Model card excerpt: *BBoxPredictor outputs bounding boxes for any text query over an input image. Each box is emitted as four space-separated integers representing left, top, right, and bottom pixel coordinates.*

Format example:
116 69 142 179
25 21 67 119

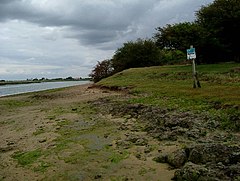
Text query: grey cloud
0 0 159 46
0 1 27 20
69 30 117 45
0 0 20 5
43 0 159 30
0 0 214 50
0 54 30 61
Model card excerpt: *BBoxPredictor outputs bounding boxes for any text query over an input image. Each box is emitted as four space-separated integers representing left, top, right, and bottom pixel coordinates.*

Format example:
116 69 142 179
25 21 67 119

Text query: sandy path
0 84 174 181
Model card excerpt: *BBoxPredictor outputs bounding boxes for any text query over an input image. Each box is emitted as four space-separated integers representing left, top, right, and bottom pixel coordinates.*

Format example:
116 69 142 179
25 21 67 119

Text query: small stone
56 126 61 130
0 146 15 153
39 138 47 143
135 153 141 159
153 154 168 163
104 133 109 138
7 141 15 146
167 149 187 168
94 175 102 179
144 147 152 154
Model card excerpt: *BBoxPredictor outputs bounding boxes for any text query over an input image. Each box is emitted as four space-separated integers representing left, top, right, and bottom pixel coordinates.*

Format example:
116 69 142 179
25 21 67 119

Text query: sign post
187 45 201 88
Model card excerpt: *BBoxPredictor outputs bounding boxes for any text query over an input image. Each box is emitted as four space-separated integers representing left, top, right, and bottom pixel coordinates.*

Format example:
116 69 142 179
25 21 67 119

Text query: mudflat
0 84 174 181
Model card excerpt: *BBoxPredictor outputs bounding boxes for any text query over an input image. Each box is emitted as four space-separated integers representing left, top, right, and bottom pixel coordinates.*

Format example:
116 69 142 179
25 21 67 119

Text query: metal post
190 45 201 88
192 58 197 88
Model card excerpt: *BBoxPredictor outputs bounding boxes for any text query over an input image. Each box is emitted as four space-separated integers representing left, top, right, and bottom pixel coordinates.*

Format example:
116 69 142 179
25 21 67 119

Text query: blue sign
187 48 196 59
187 48 195 54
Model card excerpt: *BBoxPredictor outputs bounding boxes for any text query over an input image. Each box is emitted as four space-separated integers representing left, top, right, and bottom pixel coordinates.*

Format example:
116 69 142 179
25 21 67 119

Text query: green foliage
153 0 240 64
112 39 162 72
89 59 114 82
196 0 240 62
154 21 225 64
161 49 186 65
154 22 202 52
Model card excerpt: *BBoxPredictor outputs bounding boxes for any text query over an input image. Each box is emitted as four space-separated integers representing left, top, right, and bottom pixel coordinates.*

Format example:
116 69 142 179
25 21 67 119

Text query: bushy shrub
112 39 163 72
89 59 114 82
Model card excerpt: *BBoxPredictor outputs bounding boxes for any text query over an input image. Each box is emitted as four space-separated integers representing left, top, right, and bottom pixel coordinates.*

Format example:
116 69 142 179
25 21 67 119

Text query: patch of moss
63 150 94 164
33 161 51 172
219 108 240 131
0 119 15 126
47 115 56 120
109 151 129 164
110 176 129 181
138 167 156 176
0 100 32 109
12 149 43 166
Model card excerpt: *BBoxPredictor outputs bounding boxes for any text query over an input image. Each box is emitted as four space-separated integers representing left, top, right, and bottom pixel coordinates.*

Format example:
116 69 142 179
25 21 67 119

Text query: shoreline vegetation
0 78 91 86
0 62 240 180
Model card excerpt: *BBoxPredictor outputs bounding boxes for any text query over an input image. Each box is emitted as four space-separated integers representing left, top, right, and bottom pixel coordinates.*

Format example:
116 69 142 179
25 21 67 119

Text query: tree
154 0 240 63
66 76 74 80
160 49 186 65
154 22 202 51
196 0 240 62
112 39 162 72
154 22 204 63
89 59 114 82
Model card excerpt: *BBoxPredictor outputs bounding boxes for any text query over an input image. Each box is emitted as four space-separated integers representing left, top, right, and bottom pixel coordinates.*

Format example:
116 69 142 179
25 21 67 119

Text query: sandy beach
0 84 174 181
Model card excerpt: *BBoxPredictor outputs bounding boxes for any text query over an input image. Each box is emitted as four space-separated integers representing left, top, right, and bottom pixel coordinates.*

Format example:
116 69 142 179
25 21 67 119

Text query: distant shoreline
0 81 91 97
0 79 90 86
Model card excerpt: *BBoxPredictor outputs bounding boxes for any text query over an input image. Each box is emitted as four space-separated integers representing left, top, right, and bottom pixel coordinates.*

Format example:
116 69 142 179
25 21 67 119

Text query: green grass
0 100 32 108
138 167 156 176
12 149 43 166
98 62 240 130
33 161 51 172
109 151 129 164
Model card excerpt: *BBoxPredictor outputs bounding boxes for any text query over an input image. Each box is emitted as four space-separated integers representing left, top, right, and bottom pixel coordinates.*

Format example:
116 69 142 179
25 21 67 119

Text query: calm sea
0 81 90 97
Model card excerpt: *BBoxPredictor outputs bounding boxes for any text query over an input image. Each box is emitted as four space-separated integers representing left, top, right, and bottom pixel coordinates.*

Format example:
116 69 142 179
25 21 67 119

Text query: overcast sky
0 0 213 80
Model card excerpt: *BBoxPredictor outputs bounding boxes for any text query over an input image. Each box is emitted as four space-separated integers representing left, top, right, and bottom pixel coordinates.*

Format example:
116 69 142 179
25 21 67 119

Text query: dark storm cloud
0 0 160 46
0 1 24 19
67 29 118 45
0 0 215 49
0 0 19 5
0 0 11 4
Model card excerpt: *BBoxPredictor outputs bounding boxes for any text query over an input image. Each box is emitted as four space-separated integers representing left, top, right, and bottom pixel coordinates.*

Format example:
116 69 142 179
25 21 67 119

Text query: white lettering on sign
187 48 196 59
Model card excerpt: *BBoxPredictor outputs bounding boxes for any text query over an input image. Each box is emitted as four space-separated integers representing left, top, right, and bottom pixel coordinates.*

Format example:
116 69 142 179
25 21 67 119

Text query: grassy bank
97 62 240 130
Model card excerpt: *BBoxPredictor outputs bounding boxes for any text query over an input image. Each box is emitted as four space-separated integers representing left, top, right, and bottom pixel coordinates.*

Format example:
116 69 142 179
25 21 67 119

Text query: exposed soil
0 84 175 181
90 89 240 181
